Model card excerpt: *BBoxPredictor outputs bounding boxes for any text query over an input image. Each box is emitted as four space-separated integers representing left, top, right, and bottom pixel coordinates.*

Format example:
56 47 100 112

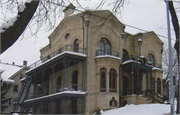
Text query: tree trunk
1 1 39 54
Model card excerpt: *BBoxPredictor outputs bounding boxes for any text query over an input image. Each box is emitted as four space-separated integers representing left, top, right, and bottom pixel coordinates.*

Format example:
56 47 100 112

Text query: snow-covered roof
152 67 163 71
95 55 121 60
24 91 86 102
26 51 87 73
0 63 23 82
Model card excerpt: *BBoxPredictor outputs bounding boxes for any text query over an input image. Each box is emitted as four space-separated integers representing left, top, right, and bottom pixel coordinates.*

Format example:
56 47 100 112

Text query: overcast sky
0 0 178 66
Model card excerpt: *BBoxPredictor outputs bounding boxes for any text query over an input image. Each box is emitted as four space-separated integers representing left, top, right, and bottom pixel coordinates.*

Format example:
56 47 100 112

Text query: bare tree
162 43 178 101
0 0 125 54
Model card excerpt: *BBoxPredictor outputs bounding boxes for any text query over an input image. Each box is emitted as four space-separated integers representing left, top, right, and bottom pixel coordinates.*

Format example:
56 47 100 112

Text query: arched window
123 49 129 61
73 39 79 52
150 77 155 91
99 38 111 55
100 68 106 92
72 70 78 90
109 68 117 92
148 53 155 66
57 76 61 92
109 97 117 107
157 78 161 94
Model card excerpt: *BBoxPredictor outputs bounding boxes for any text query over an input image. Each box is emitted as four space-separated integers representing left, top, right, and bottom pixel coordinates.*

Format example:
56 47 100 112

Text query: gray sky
0 0 178 66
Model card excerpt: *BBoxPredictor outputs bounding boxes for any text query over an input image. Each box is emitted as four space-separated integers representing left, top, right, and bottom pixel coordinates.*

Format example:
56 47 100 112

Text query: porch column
81 97 85 114
33 74 37 97
41 70 45 94
50 99 54 114
131 66 134 94
62 97 67 114
63 58 68 88
146 71 149 90
137 68 139 95
51 65 55 94
150 72 153 91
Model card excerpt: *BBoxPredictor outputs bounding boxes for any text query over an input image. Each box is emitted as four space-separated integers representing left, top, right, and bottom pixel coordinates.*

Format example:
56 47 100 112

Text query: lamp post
138 33 143 56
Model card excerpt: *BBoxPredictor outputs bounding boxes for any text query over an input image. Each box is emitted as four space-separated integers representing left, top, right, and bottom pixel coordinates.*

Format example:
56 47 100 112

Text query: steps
138 95 152 104
18 76 32 104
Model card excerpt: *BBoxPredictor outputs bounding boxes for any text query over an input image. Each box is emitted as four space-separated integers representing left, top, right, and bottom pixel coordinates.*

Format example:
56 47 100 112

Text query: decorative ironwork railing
27 45 86 70
122 54 162 69
26 84 83 100
95 49 119 57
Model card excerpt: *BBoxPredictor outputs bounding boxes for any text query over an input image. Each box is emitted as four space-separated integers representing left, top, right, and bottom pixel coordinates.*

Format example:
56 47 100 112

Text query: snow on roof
152 67 163 71
24 91 86 102
26 51 87 73
95 55 121 60
122 60 141 65
0 63 23 81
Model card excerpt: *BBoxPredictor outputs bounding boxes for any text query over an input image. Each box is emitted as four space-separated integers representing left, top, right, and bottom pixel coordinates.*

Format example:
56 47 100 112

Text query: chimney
23 60 27 66
63 3 76 17
12 62 15 65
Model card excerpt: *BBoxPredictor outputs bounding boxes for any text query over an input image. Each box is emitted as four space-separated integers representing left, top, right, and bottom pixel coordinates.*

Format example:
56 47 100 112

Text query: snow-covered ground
103 103 177 115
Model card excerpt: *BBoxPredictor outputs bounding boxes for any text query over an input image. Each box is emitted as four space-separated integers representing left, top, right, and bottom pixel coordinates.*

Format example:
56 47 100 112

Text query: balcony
122 54 162 69
25 84 83 100
27 45 86 71
95 49 119 57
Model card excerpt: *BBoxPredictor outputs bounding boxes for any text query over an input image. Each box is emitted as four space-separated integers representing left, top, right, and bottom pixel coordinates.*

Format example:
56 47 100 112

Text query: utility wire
47 1 175 41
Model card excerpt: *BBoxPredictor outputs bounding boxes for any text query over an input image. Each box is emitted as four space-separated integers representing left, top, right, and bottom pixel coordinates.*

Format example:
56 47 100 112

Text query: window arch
73 39 79 52
99 38 111 55
157 78 161 94
57 76 62 92
109 68 117 92
100 68 106 92
109 97 117 107
148 53 155 66
123 49 129 61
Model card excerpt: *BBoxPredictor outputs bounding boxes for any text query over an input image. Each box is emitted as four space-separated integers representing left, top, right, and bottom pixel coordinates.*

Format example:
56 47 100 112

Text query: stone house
16 4 163 114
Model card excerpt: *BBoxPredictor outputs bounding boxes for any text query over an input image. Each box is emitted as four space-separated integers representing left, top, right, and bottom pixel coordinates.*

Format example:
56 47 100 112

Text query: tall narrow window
157 78 161 94
57 76 61 92
150 77 155 91
99 38 111 55
13 85 18 92
72 70 78 90
100 68 106 92
148 53 155 66
123 49 129 62
109 68 117 92
73 39 79 52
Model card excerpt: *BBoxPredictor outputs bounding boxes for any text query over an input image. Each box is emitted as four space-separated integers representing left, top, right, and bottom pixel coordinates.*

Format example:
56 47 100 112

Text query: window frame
99 38 111 55
109 68 117 92
13 85 18 92
100 68 106 92
148 53 155 66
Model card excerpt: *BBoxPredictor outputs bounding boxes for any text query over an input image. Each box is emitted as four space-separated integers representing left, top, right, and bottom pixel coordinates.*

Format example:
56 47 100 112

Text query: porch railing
95 49 119 57
122 54 162 69
26 84 83 100
28 45 86 70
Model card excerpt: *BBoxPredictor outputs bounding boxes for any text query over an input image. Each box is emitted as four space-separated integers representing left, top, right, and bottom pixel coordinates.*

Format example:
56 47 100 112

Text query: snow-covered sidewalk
103 104 174 115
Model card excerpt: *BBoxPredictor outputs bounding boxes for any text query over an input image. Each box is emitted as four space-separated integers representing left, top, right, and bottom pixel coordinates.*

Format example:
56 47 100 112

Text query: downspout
84 11 90 114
